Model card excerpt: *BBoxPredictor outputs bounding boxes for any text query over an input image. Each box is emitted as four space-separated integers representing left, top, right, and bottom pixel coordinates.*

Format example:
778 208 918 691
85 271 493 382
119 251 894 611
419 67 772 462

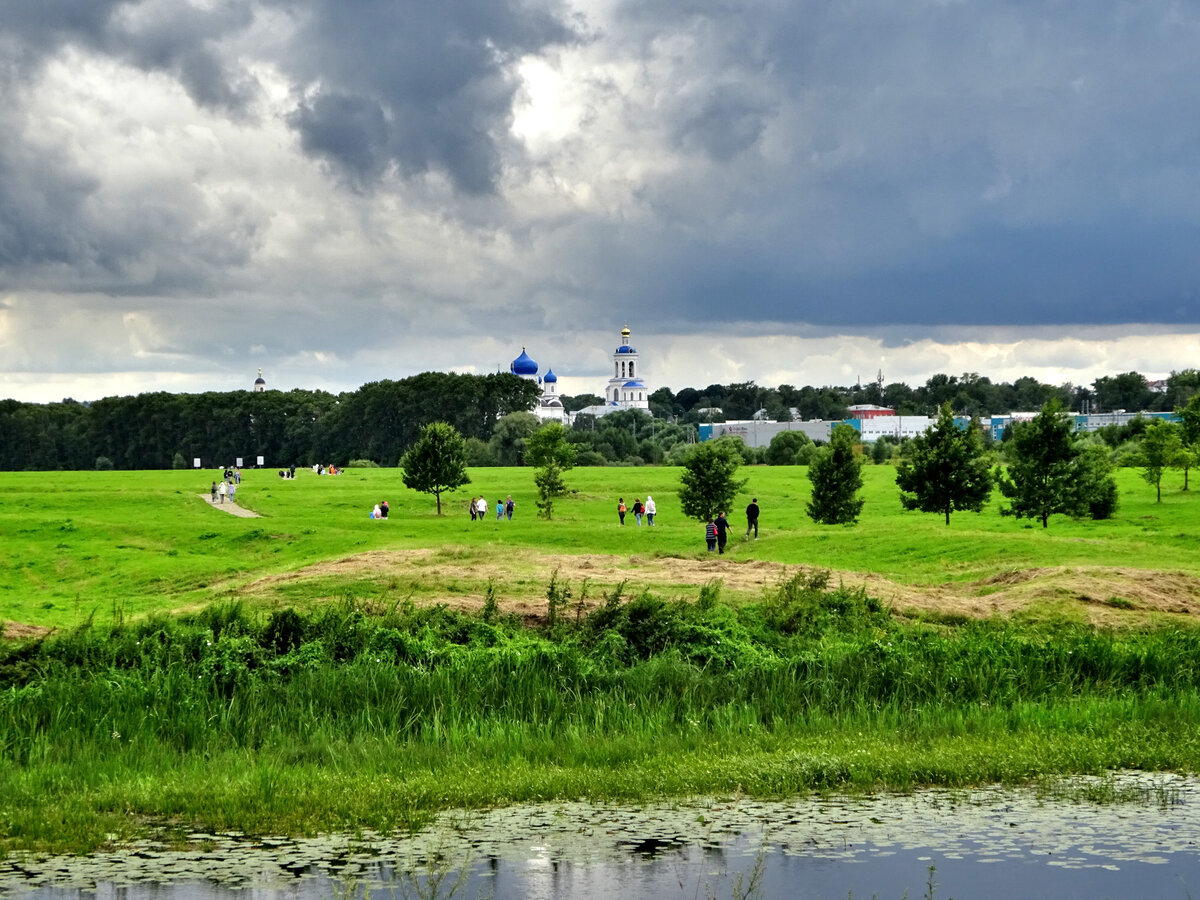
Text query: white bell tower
605 325 649 409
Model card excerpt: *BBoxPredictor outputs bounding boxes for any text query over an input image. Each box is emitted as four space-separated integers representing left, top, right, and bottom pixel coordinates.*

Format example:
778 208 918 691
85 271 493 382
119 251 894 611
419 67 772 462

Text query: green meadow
4 464 1200 629
3 464 1200 853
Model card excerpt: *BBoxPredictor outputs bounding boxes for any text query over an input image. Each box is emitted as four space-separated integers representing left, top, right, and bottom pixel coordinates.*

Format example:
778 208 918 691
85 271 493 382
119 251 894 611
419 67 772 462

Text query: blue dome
623 379 646 388
616 345 637 354
543 369 558 383
510 348 538 376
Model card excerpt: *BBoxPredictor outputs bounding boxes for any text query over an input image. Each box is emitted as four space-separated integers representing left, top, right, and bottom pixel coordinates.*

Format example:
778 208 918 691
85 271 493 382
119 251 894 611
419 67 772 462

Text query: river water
3 772 1198 899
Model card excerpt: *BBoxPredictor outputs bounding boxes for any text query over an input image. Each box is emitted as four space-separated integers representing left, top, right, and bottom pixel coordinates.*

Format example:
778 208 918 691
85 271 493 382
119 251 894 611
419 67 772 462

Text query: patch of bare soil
2 621 53 639
234 548 1200 627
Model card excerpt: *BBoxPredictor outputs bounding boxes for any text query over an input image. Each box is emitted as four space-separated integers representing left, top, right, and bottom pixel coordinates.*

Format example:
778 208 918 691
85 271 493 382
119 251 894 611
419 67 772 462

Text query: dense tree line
4 367 1199 471
0 373 539 471
632 368 1200 424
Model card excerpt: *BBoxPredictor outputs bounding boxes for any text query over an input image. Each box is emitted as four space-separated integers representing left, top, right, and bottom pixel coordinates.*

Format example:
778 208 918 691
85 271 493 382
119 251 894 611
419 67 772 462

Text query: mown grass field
4 463 1200 854
3 463 1200 631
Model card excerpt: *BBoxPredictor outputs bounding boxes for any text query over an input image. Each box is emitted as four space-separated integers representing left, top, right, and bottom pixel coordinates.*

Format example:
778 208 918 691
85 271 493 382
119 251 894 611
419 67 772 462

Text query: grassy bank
5 574 1200 853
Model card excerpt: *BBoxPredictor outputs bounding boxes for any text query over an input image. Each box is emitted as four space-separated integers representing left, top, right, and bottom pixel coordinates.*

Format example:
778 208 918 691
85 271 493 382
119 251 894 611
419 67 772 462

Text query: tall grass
4 575 1200 851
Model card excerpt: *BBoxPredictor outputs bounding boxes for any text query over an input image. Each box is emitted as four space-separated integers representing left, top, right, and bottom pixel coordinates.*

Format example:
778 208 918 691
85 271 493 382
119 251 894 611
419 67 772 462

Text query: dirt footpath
196 494 261 518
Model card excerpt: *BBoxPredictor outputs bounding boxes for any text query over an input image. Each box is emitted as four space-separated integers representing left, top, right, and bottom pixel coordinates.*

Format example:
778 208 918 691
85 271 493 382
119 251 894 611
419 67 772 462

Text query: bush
763 569 888 635
464 437 496 467
348 458 380 468
171 452 188 470
94 456 113 471
574 450 608 466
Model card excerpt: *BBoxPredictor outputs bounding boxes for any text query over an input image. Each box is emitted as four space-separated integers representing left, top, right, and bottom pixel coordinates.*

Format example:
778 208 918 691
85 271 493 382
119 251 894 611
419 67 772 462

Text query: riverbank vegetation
5 573 1200 853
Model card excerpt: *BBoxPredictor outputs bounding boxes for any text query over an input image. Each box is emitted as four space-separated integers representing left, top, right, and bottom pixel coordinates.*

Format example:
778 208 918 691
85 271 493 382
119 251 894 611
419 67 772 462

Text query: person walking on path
632 498 644 526
745 498 760 539
227 480 237 503
645 495 657 526
705 518 717 552
476 496 488 521
496 498 504 520
505 495 514 520
617 498 627 525
217 480 228 504
714 511 730 554
210 481 218 503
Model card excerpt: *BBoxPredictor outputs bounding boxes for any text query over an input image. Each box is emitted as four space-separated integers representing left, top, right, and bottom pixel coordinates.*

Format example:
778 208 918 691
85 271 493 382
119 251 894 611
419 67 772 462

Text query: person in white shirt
645 495 657 526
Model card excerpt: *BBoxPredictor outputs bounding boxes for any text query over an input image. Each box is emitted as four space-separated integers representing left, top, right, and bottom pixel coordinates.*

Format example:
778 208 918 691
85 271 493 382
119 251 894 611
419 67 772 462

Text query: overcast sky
3 0 1200 404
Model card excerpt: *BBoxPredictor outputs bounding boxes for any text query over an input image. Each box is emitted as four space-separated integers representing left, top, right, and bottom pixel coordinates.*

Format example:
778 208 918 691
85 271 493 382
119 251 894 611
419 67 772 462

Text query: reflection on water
4 772 1200 899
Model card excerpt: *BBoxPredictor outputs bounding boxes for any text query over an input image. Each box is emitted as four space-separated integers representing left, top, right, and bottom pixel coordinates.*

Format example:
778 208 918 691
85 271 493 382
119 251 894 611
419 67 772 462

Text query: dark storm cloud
289 92 391 179
275 0 577 192
671 83 774 162
0 112 262 294
0 0 258 114
0 140 97 270
0 2 265 290
590 0 1200 331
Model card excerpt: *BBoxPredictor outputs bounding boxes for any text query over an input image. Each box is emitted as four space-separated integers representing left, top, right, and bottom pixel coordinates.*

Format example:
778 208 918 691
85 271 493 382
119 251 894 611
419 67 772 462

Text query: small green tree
1072 442 1119 519
1174 393 1200 490
678 440 748 521
807 424 865 524
400 422 470 515
1138 418 1182 503
526 422 576 520
870 436 894 465
996 400 1114 527
895 404 993 525
1175 445 1200 493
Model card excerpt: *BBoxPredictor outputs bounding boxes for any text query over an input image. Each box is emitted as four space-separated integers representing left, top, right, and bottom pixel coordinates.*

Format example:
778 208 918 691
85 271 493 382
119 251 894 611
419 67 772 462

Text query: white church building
510 325 651 423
